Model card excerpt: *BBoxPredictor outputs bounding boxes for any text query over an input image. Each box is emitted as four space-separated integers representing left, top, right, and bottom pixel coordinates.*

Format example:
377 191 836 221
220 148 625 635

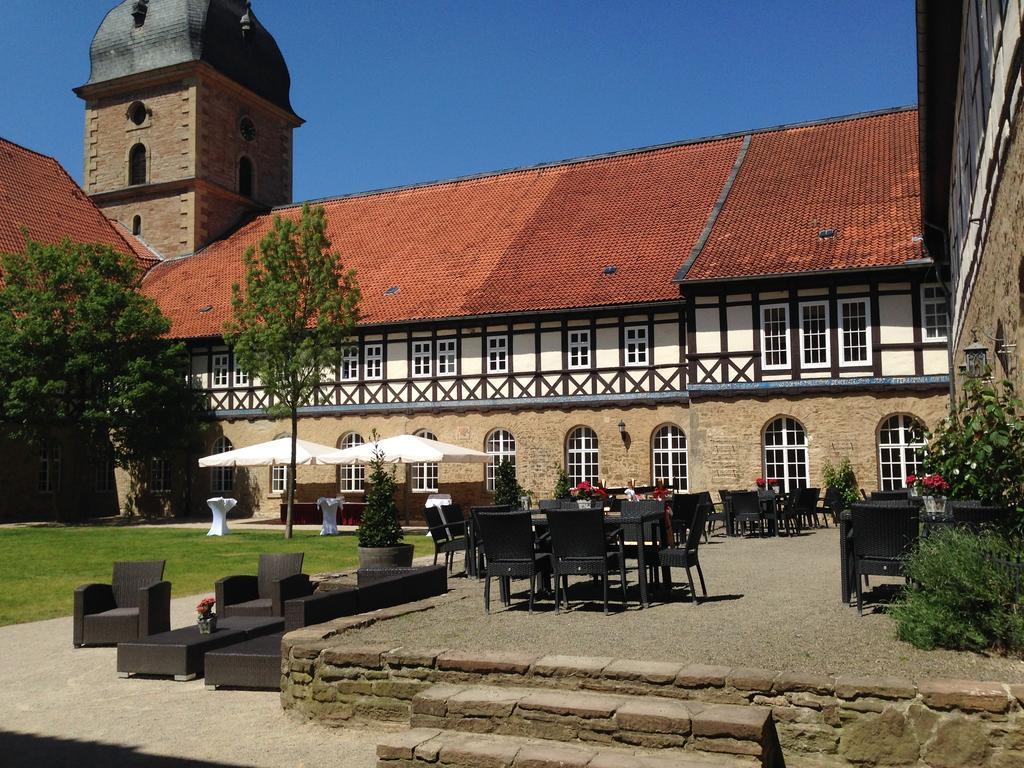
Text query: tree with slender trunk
225 204 360 538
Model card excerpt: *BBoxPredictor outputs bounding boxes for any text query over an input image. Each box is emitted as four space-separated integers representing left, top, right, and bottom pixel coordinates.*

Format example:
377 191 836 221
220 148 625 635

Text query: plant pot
358 544 415 569
575 499 594 510
197 615 217 634
922 496 947 516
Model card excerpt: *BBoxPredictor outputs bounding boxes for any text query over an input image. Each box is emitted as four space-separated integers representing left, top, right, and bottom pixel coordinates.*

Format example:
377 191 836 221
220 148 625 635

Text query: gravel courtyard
346 526 1024 683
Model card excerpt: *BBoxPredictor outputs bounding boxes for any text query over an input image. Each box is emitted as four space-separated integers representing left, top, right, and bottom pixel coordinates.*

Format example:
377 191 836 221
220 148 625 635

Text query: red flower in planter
196 597 216 617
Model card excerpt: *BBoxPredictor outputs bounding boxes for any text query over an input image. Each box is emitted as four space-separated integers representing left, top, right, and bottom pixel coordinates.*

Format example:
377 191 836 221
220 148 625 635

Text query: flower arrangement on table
907 473 950 495
196 596 217 633
651 485 672 501
570 481 609 505
755 477 781 491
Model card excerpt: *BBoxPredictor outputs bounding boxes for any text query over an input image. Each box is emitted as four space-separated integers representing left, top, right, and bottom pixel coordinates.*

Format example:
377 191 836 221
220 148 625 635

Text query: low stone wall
280 641 1024 767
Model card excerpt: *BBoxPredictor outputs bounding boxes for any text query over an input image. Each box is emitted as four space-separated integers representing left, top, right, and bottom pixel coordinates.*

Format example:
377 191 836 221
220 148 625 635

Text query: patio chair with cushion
659 501 709 603
74 560 170 647
424 503 467 573
850 501 919 615
216 553 313 618
546 507 628 614
475 510 549 614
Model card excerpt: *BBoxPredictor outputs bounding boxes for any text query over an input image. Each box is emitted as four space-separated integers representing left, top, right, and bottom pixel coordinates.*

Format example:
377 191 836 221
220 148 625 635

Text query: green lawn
0 528 431 627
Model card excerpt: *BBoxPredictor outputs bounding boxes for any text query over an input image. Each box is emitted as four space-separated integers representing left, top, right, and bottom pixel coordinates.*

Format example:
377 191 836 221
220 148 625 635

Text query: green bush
493 459 524 508
822 457 859 511
924 376 1024 532
552 465 571 500
357 443 403 548
889 528 1024 653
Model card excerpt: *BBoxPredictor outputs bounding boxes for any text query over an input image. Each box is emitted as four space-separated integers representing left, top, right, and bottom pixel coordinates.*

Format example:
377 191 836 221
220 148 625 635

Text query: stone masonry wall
166 389 948 519
955 105 1024 394
279 640 1024 768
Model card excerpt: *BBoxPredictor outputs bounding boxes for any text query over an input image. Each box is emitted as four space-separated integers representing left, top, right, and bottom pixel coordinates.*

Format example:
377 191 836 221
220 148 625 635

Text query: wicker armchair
425 503 467 573
546 508 628 614
475 510 549 614
659 501 709 603
851 502 919 615
73 560 170 647
215 553 313 618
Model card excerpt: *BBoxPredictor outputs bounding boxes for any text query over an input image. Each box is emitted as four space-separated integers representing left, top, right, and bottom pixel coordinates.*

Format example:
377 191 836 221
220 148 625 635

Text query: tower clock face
239 117 256 142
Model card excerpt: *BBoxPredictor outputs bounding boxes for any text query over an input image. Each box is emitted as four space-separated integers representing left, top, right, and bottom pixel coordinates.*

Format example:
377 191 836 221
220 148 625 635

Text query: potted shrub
552 465 571 500
357 444 413 569
493 459 525 508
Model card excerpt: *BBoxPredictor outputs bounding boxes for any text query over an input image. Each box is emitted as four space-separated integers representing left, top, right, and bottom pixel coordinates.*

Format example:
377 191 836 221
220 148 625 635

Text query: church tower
75 0 302 258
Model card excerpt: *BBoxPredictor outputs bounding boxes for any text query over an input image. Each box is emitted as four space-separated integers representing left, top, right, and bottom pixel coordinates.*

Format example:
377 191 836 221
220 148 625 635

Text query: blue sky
0 1 916 202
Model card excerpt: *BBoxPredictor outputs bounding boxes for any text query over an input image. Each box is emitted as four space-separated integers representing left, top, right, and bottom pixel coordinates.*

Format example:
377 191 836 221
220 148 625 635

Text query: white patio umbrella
197 437 338 467
319 434 491 465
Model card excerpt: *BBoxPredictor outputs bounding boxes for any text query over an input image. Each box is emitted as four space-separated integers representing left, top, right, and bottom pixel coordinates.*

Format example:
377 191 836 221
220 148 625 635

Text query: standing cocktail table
117 616 284 681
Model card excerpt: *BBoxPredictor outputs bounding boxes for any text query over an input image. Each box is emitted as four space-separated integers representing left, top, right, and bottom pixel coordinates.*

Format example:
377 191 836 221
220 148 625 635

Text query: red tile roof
680 108 922 282
142 108 921 340
0 137 153 270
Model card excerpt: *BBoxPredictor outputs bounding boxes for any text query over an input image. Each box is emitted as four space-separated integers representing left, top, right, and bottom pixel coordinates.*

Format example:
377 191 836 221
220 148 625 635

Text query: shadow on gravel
0 731 247 768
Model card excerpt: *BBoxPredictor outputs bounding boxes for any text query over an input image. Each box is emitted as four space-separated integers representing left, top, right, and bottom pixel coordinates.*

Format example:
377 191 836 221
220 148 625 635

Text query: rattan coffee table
117 616 284 681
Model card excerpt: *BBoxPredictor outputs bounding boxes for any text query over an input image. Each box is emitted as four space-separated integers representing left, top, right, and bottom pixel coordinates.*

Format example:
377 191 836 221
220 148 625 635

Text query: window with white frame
568 330 591 369
484 429 516 491
270 465 287 494
762 417 808 493
487 336 508 374
651 424 687 490
411 429 438 492
150 457 171 493
234 359 249 387
95 452 116 493
341 346 359 381
566 426 599 486
799 301 829 368
839 298 870 365
878 414 927 490
210 436 234 493
625 326 649 366
922 285 948 340
761 305 790 369
412 341 432 378
338 432 365 492
38 443 61 493
212 353 230 387
364 343 383 380
437 338 457 375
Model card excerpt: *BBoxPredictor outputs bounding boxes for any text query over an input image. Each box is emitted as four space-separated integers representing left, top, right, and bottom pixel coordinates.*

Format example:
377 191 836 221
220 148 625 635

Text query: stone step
408 684 783 768
377 727 763 768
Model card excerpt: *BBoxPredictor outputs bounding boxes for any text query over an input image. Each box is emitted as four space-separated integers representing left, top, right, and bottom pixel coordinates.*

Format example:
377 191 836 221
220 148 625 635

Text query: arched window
411 429 438 492
211 436 234 493
566 427 599 487
132 215 142 236
338 432 365 492
763 417 808 493
651 424 687 490
484 429 516 491
129 143 147 185
239 156 253 198
878 415 927 490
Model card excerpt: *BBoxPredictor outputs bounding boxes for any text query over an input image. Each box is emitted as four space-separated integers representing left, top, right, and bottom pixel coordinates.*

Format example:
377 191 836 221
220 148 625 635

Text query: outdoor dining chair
850 501 919 615
870 489 911 502
424 503 467 573
796 487 822 529
670 492 703 544
546 508 628 614
659 501 709 603
74 560 170 647
468 504 512 583
949 502 1007 532
215 553 313 618
731 491 764 536
475 510 549 614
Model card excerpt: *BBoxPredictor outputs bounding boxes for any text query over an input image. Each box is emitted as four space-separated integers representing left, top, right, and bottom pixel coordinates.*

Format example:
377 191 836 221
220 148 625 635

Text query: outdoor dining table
317 497 343 536
205 497 237 536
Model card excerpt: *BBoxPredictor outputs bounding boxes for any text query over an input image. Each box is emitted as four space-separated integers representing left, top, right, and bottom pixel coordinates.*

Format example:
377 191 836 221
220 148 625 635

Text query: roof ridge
273 105 918 213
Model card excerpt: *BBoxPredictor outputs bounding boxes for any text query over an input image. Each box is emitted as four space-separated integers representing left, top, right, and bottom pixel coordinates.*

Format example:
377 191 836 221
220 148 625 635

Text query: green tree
0 238 203 516
822 457 859 511
552 465 571 499
492 459 524 508
358 435 403 548
224 204 360 538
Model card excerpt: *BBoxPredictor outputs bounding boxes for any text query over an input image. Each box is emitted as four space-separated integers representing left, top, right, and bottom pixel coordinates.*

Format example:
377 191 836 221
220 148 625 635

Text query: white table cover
425 494 452 510
317 497 343 536
206 497 237 536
